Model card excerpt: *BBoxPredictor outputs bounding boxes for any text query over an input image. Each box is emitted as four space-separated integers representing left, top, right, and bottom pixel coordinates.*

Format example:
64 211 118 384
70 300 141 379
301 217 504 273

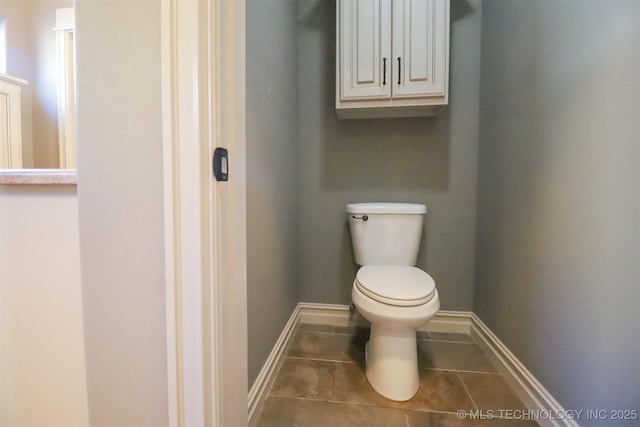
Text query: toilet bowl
346 203 440 401
352 265 439 401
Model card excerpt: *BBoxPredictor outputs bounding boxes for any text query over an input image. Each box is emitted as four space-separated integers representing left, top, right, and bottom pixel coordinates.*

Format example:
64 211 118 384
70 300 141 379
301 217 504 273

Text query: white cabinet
0 73 27 168
336 0 450 119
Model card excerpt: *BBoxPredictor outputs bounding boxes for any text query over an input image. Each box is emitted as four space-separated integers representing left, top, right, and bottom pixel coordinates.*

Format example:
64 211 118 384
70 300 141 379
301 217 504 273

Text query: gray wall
297 0 482 310
76 1 168 425
475 0 640 422
246 0 300 386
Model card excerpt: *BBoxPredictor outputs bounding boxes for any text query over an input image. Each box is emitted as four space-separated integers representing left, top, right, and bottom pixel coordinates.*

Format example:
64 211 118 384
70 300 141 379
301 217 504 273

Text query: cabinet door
392 0 448 98
339 0 392 100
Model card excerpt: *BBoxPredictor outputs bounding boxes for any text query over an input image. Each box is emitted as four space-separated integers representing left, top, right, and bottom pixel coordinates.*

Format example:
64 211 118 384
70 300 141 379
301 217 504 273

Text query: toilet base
365 325 419 401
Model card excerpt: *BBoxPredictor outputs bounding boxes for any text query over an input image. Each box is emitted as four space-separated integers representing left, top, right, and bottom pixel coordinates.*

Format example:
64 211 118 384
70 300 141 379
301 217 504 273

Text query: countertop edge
0 169 78 185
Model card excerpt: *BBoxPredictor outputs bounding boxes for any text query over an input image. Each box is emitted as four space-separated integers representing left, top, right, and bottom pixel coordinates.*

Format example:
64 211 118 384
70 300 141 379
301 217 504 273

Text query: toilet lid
355 266 436 307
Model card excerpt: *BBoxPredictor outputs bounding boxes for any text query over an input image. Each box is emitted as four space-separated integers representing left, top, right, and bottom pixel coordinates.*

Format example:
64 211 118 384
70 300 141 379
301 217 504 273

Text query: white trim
162 0 247 426
0 73 26 168
297 302 368 327
54 8 75 31
296 302 470 333
161 1 179 424
248 304 301 420
250 303 576 427
470 314 578 427
162 0 207 424
425 310 472 334
211 1 248 425
0 73 27 87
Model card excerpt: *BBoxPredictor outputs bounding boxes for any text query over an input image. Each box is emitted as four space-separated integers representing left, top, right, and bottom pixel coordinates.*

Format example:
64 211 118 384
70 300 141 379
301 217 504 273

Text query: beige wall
475 0 640 421
75 0 168 425
297 0 482 310
246 0 300 387
0 185 88 427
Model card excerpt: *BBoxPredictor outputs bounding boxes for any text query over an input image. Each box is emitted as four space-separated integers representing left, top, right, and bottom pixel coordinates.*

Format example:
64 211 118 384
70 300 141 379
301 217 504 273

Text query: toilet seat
355 266 436 307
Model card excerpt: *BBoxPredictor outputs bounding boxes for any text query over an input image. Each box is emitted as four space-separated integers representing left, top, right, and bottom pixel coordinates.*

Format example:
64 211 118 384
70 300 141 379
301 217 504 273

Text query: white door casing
162 1 247 426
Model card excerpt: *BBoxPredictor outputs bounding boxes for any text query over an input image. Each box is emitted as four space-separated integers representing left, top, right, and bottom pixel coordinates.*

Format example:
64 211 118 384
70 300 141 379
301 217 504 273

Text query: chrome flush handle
352 215 368 221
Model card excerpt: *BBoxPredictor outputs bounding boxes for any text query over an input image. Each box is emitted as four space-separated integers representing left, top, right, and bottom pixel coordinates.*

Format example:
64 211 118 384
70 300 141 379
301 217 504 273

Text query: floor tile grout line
267 395 335 403
418 339 477 344
284 355 362 365
329 360 337 402
260 326 500 425
456 370 480 412
268 393 485 418
410 408 470 416
281 356 498 373
267 394 466 414
264 394 479 417
417 366 500 374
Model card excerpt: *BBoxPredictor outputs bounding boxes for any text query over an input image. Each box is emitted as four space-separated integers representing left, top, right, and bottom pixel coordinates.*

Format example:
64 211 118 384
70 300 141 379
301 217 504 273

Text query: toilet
347 202 440 401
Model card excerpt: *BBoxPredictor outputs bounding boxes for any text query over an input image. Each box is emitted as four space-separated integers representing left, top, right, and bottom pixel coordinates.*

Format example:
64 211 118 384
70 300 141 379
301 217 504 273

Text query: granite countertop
0 169 77 185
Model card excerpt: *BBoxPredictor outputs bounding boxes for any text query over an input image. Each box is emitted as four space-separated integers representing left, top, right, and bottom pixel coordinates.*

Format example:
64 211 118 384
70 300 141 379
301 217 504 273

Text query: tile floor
250 324 539 427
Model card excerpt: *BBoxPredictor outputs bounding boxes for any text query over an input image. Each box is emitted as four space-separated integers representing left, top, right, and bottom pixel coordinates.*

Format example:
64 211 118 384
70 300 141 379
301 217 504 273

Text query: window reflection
0 1 75 169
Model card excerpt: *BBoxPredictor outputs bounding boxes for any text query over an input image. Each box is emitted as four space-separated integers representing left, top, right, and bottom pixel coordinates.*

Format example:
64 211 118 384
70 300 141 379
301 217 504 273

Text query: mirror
0 0 75 169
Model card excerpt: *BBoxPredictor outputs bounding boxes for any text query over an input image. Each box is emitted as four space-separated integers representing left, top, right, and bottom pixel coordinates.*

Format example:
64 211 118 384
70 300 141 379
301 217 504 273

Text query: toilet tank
347 202 426 266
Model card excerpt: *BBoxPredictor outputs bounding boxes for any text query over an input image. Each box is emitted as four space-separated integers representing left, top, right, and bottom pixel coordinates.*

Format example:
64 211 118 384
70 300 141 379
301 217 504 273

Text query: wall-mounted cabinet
336 0 450 119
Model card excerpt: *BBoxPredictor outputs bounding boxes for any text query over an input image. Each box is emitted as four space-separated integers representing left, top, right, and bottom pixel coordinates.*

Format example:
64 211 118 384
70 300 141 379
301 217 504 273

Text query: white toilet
347 202 440 401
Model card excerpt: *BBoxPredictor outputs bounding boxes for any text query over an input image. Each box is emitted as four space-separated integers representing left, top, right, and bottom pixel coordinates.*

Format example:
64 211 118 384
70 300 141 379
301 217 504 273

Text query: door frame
161 1 247 426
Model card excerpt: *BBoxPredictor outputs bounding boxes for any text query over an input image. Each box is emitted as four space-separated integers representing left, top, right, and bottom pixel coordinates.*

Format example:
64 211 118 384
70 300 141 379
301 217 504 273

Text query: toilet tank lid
346 202 427 214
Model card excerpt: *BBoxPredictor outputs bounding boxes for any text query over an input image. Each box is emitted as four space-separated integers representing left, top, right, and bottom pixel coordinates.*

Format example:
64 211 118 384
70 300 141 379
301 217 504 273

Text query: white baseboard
248 303 576 427
297 302 471 334
296 302 369 327
423 310 472 334
470 314 578 427
247 303 301 420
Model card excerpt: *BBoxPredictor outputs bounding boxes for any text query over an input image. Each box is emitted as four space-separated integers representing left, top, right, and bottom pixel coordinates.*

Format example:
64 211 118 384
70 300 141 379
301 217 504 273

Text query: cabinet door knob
383 57 387 85
397 57 402 85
